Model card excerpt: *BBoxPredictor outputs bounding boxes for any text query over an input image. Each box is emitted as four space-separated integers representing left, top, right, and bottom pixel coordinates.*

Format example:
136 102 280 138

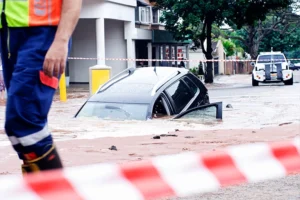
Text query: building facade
69 0 137 83
69 0 192 83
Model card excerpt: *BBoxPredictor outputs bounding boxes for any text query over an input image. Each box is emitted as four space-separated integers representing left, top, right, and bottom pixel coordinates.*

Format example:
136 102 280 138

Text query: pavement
0 71 300 199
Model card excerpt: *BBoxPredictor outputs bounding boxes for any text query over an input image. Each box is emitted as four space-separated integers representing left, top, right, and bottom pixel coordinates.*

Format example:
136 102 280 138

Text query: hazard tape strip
1 137 300 200
68 56 300 62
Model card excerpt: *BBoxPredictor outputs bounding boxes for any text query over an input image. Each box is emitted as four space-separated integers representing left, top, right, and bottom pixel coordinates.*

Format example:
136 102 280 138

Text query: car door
182 75 207 108
173 102 223 120
164 77 197 114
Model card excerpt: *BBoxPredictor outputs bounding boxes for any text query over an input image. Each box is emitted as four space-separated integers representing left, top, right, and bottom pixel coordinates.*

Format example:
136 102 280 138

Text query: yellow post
89 65 111 95
59 72 67 102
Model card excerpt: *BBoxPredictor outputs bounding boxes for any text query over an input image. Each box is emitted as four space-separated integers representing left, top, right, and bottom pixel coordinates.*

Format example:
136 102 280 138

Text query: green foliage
226 1 300 58
189 67 198 75
152 0 292 43
259 24 300 61
212 27 245 57
259 24 300 53
220 38 236 57
150 0 292 82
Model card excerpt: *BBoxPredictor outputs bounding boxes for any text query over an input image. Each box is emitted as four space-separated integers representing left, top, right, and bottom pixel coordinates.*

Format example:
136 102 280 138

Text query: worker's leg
1 28 25 171
0 28 15 95
4 27 67 174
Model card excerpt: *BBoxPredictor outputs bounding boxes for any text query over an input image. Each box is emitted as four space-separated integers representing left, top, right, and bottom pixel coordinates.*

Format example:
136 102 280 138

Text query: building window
153 9 163 24
139 6 152 24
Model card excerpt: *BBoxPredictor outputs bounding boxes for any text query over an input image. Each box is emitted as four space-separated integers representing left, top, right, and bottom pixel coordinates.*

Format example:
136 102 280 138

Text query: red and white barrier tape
68 56 300 62
1 137 300 200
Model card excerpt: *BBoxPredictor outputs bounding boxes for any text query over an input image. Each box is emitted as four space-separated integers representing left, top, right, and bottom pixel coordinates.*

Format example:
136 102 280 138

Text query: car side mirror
250 62 255 67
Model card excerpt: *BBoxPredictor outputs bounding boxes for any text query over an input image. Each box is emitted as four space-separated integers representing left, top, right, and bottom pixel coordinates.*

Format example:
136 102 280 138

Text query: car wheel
284 76 293 85
252 75 259 86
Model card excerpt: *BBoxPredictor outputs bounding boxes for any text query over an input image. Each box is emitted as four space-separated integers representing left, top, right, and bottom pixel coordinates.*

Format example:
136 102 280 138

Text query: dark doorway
135 40 150 67
214 58 219 75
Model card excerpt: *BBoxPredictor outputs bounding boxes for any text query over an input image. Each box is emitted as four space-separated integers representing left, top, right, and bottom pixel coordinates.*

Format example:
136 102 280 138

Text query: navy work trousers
0 26 67 160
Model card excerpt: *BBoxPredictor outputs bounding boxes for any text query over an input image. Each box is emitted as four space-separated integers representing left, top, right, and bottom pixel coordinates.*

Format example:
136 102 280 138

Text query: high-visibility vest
0 0 62 28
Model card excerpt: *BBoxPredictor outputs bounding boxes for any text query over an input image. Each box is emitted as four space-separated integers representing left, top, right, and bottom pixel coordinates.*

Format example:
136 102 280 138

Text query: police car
251 51 293 86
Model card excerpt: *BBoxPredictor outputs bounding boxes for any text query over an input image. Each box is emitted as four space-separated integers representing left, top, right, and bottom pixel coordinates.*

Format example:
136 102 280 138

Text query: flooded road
0 72 300 146
0 72 300 199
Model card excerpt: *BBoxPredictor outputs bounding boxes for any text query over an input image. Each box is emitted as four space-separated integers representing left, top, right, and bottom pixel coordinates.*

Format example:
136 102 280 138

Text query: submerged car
251 51 293 86
75 67 222 121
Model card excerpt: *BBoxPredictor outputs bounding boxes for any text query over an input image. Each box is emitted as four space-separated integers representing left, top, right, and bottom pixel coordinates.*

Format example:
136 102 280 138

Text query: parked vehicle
75 67 222 121
290 63 300 71
251 51 293 86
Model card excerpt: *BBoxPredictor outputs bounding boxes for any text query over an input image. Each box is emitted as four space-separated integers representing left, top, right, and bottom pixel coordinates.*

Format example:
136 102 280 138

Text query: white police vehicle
251 51 293 86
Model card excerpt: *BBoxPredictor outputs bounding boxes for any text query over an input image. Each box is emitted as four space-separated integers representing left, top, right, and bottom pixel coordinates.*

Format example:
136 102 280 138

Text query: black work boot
21 162 32 175
23 145 63 174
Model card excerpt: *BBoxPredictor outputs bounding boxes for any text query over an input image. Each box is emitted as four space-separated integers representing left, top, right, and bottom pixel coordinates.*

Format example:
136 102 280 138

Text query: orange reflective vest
0 0 62 28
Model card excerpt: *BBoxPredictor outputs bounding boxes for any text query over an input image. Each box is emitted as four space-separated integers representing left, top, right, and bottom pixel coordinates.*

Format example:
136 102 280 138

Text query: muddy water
1 73 300 146
1 92 299 147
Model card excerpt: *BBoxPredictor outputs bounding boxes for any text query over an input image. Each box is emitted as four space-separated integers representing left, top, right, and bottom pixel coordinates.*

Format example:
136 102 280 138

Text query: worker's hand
43 40 68 78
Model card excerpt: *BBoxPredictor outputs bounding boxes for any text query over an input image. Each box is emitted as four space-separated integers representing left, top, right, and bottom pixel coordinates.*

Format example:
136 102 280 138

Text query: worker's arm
43 0 82 77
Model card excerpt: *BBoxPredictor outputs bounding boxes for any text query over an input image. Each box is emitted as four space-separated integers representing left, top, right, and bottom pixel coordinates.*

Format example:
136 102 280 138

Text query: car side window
166 79 194 113
187 73 206 93
183 77 199 95
152 95 171 119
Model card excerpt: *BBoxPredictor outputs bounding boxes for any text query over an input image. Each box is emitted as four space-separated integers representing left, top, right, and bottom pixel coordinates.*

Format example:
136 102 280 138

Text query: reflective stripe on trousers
9 124 50 147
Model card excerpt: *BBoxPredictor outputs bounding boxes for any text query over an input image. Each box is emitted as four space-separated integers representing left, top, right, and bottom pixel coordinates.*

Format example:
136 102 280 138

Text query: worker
0 0 82 174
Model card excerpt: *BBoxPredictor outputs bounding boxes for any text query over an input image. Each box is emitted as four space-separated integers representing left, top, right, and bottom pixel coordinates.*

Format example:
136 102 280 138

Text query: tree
259 24 300 53
220 38 236 57
212 26 244 57
228 1 300 59
150 0 292 83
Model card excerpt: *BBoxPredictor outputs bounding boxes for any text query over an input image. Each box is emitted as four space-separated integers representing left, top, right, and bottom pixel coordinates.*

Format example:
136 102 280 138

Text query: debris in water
279 122 292 126
185 136 194 139
226 104 233 108
109 145 118 151
160 134 178 137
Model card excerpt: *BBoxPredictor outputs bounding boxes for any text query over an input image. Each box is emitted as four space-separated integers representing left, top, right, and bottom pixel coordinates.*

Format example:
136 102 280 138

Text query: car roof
259 51 283 55
88 67 189 104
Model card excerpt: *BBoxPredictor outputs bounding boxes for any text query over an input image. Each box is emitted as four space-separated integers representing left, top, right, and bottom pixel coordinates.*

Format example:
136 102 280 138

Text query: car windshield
257 55 285 63
76 102 149 121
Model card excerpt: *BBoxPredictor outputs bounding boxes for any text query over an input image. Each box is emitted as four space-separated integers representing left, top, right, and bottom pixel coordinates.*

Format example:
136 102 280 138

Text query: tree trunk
249 44 259 59
204 19 214 83
246 25 260 59
204 54 213 83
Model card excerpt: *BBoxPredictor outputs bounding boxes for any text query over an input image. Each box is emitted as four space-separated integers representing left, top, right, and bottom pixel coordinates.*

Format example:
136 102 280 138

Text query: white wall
189 49 206 69
70 19 128 82
69 0 138 83
134 28 152 40
107 0 136 7
216 42 226 74
80 0 135 22
69 19 97 83
105 19 127 76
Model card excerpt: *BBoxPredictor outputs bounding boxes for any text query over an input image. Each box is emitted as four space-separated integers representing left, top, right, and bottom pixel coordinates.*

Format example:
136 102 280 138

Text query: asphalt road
209 70 300 97
167 71 300 200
